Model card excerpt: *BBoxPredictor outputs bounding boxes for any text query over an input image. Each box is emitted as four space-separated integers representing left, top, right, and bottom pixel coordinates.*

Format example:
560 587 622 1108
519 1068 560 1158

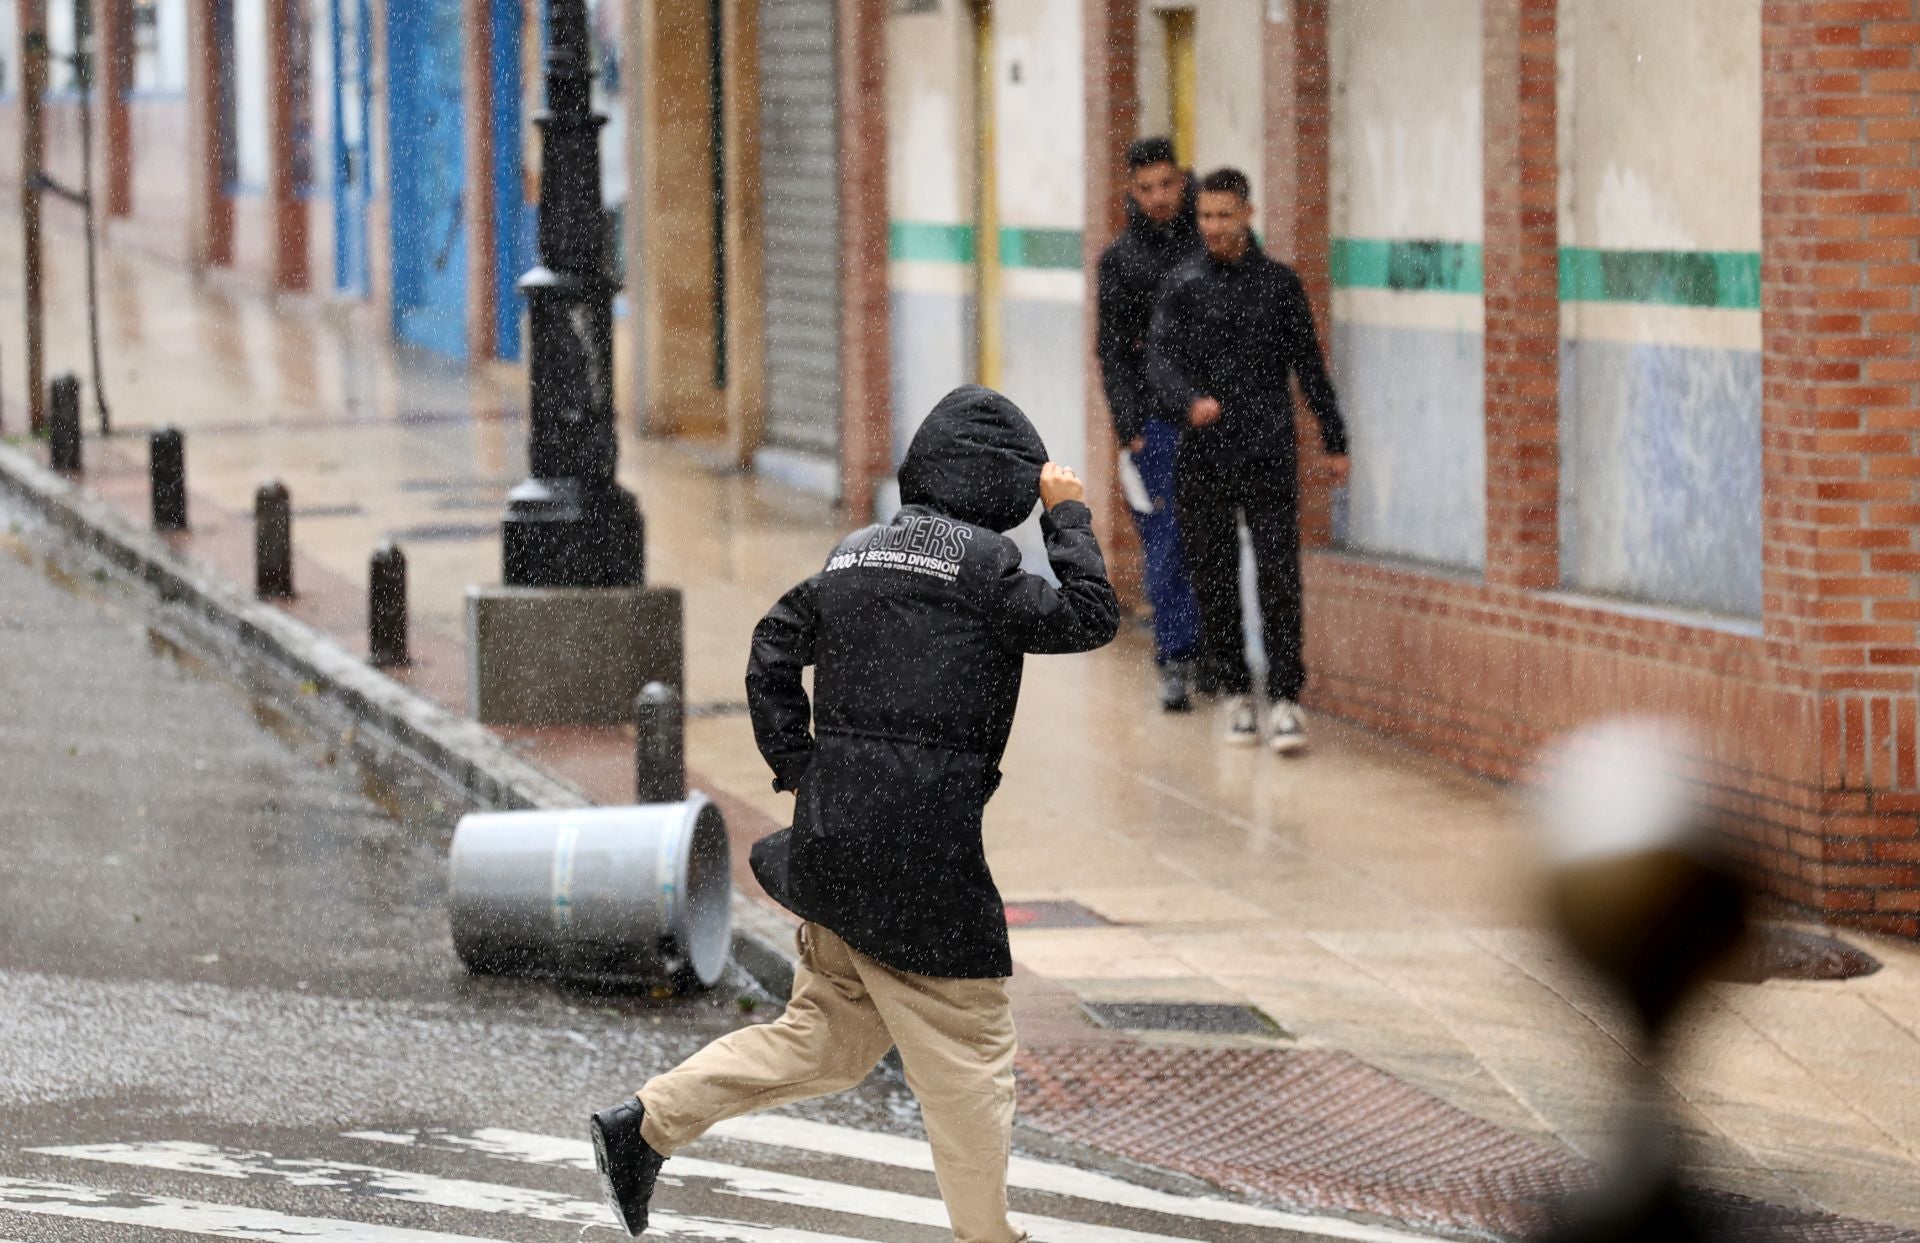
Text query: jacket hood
897 385 1048 532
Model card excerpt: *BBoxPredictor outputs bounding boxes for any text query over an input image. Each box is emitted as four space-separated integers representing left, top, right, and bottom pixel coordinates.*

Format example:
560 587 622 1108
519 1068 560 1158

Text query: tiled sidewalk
6 221 1920 1234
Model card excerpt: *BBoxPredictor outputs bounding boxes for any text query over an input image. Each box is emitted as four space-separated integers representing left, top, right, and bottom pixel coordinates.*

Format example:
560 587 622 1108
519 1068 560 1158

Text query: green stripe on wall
1331 238 1484 294
1001 227 1083 270
1558 247 1760 310
888 222 1081 270
886 223 1762 309
890 221 974 265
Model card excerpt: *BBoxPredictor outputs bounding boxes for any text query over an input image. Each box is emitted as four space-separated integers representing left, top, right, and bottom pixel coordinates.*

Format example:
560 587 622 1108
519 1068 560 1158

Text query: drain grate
1004 900 1111 929
1081 1001 1284 1037
1715 927 1882 984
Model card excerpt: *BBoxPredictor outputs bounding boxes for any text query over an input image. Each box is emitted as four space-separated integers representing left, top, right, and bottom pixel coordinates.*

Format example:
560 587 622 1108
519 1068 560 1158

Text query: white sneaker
1267 700 1308 755
1224 695 1259 745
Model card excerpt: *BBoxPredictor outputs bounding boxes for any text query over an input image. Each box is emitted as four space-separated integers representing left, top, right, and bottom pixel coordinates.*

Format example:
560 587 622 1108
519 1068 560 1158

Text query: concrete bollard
48 374 82 474
635 681 686 804
368 541 409 668
448 799 733 990
254 480 294 599
150 427 188 531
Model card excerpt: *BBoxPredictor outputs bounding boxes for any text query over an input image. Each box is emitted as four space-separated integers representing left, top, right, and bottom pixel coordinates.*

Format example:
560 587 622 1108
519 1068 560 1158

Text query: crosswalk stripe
350 1127 1436 1243
27 1143 867 1243
56 1135 1210 1243
356 1128 1197 1243
701 1116 1437 1242
0 1175 504 1242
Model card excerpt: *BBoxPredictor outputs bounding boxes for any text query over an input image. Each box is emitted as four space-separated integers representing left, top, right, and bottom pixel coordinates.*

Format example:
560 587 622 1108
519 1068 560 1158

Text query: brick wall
1761 0 1920 931
1482 0 1559 590
1289 0 1920 937
1263 0 1339 549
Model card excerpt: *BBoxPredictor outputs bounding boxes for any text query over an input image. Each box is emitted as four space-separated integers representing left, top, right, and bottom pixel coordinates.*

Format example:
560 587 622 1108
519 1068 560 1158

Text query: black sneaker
1159 662 1195 713
591 1097 667 1236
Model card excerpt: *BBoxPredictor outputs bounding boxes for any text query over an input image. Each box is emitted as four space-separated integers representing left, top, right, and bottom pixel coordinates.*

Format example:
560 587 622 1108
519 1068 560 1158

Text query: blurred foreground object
1536 718 1748 1035
1530 718 1751 1243
449 798 732 992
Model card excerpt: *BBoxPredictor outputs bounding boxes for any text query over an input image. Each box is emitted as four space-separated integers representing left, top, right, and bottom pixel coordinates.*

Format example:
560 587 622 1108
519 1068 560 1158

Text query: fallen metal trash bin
449 797 732 990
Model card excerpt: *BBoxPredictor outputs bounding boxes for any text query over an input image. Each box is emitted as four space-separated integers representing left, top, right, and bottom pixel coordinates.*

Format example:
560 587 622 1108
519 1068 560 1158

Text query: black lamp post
501 0 643 589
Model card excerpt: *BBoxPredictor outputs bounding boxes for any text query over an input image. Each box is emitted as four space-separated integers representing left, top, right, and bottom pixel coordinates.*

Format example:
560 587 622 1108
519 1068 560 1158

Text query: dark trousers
1127 420 1200 667
1174 454 1305 703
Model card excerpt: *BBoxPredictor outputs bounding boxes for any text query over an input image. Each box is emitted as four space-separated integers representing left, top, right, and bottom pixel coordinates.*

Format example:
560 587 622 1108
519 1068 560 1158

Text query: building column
267 0 309 290
466 0 499 359
640 0 724 436
101 0 133 217
1081 0 1141 601
190 0 234 268
723 0 767 470
1481 0 1559 589
1262 0 1335 548
836 0 890 519
1762 0 1920 934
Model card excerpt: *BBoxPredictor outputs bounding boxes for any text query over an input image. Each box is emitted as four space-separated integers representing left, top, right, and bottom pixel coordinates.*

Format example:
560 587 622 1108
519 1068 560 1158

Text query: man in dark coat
1147 167 1349 754
1096 136 1204 712
591 386 1119 1242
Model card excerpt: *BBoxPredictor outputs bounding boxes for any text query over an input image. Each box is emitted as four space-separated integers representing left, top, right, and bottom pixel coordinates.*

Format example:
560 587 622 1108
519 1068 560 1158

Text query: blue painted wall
488 0 527 361
385 0 469 359
1333 321 1488 570
1559 340 1763 618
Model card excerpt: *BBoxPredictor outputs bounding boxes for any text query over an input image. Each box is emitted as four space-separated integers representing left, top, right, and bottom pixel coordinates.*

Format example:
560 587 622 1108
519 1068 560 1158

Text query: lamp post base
501 477 644 589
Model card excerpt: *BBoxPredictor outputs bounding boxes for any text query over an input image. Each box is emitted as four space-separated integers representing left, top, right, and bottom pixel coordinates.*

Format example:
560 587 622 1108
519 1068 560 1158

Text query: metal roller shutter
757 0 842 470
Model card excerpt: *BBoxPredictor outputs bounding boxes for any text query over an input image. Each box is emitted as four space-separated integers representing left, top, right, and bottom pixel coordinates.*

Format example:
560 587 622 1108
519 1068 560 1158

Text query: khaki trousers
637 922 1023 1243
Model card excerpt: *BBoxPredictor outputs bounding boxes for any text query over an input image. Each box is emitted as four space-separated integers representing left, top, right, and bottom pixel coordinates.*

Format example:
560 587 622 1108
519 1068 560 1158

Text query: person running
1096 136 1205 711
591 385 1120 1242
1147 167 1349 754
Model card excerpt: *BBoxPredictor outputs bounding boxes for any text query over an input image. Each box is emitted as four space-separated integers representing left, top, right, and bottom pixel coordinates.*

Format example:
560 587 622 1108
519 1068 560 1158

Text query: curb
0 438 799 1002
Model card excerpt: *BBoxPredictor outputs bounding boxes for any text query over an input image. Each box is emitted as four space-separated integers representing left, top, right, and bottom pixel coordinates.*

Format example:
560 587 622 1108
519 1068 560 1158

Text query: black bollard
150 427 188 530
635 682 686 804
48 373 82 474
368 541 410 668
254 480 294 599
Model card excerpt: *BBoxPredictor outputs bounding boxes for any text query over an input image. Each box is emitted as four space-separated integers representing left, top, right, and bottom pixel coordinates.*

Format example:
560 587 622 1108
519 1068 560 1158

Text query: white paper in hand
1118 450 1155 514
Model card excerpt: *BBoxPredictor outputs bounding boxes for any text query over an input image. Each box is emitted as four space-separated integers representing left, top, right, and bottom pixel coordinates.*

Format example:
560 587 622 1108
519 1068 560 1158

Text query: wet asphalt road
0 493 1434 1243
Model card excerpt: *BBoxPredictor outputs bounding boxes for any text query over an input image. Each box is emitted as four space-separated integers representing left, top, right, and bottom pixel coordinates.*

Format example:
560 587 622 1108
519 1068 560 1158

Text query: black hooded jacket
745 386 1120 979
1095 184 1203 445
1147 239 1347 472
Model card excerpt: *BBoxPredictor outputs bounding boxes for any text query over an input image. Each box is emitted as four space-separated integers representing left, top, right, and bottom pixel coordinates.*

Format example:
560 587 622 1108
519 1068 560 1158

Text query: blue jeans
1127 420 1200 667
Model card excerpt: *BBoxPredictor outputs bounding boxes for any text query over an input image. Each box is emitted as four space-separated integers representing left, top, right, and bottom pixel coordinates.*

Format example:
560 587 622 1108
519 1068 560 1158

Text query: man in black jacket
1096 136 1203 711
591 386 1119 1242
1148 167 1348 754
